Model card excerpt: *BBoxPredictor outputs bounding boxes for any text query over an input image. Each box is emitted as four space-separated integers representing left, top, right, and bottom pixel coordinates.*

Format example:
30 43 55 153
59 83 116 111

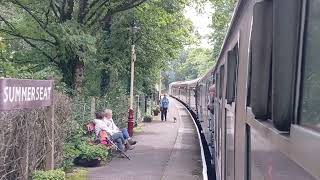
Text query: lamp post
159 71 161 104
128 21 139 137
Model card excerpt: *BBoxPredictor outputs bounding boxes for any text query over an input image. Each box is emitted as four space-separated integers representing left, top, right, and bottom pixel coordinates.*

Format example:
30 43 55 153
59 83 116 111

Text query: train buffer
88 97 207 180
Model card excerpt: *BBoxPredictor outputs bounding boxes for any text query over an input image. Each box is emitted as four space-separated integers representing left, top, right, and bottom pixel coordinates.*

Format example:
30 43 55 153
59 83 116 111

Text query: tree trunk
74 61 85 93
78 0 89 24
100 15 113 96
90 97 96 119
100 70 110 96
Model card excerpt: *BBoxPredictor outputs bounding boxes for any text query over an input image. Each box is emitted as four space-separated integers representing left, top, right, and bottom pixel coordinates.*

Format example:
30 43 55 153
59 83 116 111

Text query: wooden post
21 118 29 180
90 97 96 119
45 79 55 170
25 120 29 179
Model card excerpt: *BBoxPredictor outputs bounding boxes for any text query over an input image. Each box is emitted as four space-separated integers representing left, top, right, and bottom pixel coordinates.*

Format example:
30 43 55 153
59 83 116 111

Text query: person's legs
112 132 125 144
163 108 168 121
161 109 164 121
121 128 130 140
121 128 137 145
114 137 125 151
112 132 134 151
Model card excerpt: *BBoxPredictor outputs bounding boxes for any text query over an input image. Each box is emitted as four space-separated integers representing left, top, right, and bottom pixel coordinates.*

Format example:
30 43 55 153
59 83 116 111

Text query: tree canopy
0 0 199 96
164 0 237 86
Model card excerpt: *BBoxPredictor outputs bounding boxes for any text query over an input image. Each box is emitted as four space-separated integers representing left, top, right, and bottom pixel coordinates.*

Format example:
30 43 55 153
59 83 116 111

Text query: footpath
88 98 203 180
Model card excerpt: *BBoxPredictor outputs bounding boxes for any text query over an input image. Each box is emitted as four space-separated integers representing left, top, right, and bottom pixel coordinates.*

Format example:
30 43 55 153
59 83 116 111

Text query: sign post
0 78 55 177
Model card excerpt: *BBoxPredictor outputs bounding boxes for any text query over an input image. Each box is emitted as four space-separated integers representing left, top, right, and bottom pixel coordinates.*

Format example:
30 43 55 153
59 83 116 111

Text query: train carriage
170 0 320 179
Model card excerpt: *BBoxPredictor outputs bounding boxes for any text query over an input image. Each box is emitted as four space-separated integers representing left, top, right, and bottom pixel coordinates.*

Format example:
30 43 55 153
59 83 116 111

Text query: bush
77 142 108 161
32 169 65 180
143 115 153 122
72 142 109 167
152 105 160 116
0 92 73 179
61 144 81 171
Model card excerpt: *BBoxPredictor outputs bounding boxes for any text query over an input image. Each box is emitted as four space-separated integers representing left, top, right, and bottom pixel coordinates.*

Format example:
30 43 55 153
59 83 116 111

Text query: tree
97 0 195 95
0 0 149 93
166 47 214 85
210 0 237 59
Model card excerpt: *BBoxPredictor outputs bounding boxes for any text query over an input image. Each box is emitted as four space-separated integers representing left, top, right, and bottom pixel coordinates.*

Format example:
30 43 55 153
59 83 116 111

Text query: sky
184 2 214 48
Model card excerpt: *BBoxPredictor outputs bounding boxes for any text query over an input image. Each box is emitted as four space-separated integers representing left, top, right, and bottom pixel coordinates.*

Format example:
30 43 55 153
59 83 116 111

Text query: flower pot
74 157 101 167
143 116 153 122
153 110 159 116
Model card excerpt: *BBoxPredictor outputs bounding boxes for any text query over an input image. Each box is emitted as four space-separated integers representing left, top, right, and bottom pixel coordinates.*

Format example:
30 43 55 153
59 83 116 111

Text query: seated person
92 112 130 152
104 109 137 145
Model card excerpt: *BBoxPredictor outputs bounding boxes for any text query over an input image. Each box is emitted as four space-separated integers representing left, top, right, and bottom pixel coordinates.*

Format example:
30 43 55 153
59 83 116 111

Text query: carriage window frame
216 72 220 101
296 0 320 132
226 43 239 104
247 1 273 120
219 65 225 99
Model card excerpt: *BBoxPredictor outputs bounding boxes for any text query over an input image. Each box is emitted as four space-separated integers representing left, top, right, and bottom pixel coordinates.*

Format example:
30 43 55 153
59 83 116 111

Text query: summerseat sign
0 78 53 110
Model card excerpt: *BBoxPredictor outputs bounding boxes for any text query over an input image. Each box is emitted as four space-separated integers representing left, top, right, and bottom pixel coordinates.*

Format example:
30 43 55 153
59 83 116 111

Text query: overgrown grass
66 169 88 180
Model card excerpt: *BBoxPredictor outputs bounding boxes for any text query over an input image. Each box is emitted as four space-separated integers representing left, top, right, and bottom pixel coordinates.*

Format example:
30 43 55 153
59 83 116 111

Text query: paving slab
88 98 202 180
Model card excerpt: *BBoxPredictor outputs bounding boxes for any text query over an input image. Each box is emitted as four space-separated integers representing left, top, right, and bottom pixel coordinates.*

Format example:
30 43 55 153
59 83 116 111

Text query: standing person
160 94 169 121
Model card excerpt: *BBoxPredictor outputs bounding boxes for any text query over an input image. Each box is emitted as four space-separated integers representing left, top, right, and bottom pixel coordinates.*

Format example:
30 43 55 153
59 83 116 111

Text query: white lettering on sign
3 87 8 103
15 87 21 102
3 86 52 103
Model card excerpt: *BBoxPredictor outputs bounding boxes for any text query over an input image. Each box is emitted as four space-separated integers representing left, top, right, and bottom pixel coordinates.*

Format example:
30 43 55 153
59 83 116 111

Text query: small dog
173 117 177 123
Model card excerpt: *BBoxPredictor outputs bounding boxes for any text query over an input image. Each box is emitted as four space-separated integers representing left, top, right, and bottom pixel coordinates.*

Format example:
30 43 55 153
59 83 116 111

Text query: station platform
88 98 203 180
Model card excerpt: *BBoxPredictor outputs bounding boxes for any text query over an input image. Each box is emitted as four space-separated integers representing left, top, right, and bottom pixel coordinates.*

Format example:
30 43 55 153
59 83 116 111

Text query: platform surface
88 98 203 180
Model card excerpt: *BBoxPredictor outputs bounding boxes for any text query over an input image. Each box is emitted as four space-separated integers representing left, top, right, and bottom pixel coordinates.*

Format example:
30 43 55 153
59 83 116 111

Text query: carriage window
247 43 252 107
248 1 272 119
226 44 239 104
299 0 320 131
216 73 220 100
219 65 225 99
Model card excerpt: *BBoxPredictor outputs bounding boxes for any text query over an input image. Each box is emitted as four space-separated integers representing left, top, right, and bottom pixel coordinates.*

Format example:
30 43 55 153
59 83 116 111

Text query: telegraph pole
128 21 138 137
159 71 161 103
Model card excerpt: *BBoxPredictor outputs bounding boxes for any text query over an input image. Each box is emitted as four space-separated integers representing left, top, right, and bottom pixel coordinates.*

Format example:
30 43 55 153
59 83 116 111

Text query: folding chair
103 132 131 160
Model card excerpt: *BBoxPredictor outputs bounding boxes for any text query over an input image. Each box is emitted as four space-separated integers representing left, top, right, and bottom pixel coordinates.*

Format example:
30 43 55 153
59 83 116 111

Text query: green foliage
152 105 160 116
165 0 237 84
65 169 87 180
0 36 18 77
96 83 129 128
83 61 101 96
165 47 215 86
143 115 153 122
210 0 237 59
77 142 108 161
0 0 210 175
61 143 81 171
32 169 65 180
61 127 107 169
0 0 196 96
177 48 215 80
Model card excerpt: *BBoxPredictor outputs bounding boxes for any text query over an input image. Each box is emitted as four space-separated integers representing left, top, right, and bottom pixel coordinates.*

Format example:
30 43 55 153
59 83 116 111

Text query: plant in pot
152 105 160 116
143 115 153 122
74 142 108 167
62 143 81 171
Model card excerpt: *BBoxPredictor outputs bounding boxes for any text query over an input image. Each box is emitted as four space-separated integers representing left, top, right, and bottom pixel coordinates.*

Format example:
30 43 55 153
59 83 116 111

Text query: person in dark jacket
160 94 169 121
